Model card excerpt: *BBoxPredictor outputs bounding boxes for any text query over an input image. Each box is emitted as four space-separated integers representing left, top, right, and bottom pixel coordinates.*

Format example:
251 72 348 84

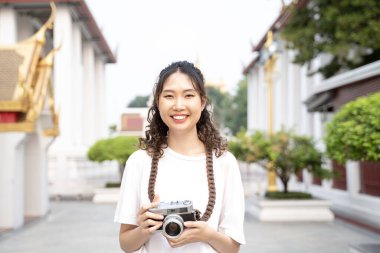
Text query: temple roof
242 1 309 75
0 0 116 63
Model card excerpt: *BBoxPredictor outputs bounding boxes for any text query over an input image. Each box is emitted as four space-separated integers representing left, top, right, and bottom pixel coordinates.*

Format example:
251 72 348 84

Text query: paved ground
0 200 379 253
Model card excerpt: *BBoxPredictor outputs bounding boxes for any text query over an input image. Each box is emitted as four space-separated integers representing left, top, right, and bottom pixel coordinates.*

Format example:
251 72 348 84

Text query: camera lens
162 214 184 239
165 222 181 237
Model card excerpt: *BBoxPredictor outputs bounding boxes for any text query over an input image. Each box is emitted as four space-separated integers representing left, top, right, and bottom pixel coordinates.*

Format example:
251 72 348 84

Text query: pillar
82 42 96 146
24 121 54 217
0 134 26 229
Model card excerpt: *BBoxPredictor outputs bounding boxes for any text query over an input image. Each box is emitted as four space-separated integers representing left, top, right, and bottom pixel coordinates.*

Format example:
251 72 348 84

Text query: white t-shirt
114 147 246 253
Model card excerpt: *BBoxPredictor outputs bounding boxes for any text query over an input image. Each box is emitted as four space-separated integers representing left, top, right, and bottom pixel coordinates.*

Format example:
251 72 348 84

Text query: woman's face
158 71 205 135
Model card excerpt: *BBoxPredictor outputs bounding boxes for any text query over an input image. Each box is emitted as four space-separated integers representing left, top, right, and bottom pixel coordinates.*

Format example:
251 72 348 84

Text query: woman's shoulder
127 149 151 164
216 150 237 161
215 150 238 167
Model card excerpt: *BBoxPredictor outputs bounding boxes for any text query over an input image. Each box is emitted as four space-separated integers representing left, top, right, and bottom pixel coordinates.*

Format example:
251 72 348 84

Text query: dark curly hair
139 61 227 221
139 60 227 157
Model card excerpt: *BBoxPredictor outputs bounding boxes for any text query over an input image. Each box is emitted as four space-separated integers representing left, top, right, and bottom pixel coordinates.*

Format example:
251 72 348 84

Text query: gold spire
0 2 59 136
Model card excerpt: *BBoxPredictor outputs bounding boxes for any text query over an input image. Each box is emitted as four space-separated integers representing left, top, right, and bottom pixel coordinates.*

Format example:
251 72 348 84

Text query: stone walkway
0 200 379 253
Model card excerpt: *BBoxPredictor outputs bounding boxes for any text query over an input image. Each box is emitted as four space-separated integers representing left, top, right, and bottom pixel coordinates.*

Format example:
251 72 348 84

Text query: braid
148 148 216 222
200 149 216 221
148 151 160 202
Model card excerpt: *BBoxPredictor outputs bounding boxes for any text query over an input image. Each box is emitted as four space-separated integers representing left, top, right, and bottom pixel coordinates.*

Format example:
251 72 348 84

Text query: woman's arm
119 201 163 253
165 221 240 253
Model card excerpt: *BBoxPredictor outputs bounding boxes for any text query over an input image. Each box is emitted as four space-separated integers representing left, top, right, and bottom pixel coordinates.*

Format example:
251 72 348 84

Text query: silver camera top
150 200 193 215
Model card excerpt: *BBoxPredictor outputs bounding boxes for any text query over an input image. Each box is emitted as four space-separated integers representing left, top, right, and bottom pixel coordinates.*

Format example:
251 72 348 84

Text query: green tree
128 95 150 107
87 136 139 181
225 78 248 135
206 86 231 129
282 0 380 78
229 129 331 194
325 92 380 163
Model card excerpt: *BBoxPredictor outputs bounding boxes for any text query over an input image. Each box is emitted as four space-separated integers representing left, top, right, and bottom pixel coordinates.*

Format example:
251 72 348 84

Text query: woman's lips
171 115 188 123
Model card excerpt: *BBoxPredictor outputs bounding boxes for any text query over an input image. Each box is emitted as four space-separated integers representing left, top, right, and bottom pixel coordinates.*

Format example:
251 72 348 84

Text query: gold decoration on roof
0 2 59 136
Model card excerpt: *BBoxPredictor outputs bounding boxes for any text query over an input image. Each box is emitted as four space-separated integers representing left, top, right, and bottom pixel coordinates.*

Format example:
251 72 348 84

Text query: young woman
114 61 245 253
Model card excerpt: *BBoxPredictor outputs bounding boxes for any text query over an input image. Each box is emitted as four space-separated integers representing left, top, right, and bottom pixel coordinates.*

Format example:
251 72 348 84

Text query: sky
86 0 285 127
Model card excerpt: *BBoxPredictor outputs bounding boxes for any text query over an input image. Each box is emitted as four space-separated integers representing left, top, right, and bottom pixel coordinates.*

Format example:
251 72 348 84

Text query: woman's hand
165 221 211 248
136 196 163 235
119 195 164 253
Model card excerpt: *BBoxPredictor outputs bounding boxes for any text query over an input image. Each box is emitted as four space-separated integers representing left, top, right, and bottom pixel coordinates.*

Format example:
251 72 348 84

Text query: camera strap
194 209 202 221
148 149 216 222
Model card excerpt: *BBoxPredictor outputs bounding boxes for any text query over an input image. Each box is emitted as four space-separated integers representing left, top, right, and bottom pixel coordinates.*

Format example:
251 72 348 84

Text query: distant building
120 107 149 137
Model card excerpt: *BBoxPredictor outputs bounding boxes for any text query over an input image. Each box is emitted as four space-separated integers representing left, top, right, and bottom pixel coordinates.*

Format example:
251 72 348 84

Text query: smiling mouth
172 115 187 120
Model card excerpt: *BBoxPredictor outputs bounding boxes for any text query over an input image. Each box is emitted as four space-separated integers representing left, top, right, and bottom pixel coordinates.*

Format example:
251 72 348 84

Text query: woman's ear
201 97 207 111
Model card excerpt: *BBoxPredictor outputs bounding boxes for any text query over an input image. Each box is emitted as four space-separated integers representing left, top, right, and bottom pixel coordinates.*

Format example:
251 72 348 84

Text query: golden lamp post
262 30 278 192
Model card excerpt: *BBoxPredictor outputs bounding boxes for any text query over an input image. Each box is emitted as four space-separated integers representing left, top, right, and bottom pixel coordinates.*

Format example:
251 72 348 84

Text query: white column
293 64 301 134
0 7 17 43
278 52 288 131
346 161 360 195
253 70 260 131
259 67 267 132
82 42 96 146
247 72 253 130
52 6 74 149
24 123 52 217
300 65 313 135
71 23 84 147
0 134 26 229
287 51 295 130
95 57 107 139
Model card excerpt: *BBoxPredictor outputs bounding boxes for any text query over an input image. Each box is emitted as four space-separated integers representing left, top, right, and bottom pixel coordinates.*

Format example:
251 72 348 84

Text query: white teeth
173 115 186 120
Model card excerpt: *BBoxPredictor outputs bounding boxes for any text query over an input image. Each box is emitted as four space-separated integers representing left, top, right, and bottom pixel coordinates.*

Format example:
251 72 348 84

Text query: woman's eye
185 94 195 98
163 95 173 98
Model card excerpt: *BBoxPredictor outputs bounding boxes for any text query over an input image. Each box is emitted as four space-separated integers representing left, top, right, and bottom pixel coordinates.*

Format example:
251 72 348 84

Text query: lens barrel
162 214 184 239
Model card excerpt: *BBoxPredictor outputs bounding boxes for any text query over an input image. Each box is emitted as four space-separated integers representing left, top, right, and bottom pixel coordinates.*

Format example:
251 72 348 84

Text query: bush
325 92 380 163
87 136 139 180
265 191 312 200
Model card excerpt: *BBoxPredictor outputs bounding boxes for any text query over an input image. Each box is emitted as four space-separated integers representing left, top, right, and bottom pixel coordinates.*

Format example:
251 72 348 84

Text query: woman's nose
173 98 185 110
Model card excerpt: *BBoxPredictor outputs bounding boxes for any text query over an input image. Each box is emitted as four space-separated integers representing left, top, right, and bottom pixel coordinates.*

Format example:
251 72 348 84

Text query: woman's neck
167 131 205 156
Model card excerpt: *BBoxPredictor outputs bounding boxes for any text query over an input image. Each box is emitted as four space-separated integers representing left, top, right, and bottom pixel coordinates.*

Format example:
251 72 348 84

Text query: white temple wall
0 134 26 228
24 122 53 217
0 7 17 43
247 70 255 131
82 42 96 146
95 57 107 139
52 6 74 149
71 23 84 147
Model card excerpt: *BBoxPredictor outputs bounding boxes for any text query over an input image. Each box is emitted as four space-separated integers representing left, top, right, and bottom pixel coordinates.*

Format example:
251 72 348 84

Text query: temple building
0 0 116 230
243 7 380 229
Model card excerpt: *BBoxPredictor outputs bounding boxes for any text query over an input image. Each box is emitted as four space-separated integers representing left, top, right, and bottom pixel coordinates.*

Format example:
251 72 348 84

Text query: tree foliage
281 0 380 77
206 86 231 130
225 78 248 135
229 129 330 193
325 92 380 163
128 95 150 107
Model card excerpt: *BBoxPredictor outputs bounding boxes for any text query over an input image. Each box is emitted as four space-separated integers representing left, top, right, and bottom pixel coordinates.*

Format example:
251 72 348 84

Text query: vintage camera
149 200 196 238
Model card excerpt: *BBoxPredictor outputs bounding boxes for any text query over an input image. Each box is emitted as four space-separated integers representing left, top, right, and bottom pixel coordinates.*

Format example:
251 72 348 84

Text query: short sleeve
218 152 246 245
114 151 144 225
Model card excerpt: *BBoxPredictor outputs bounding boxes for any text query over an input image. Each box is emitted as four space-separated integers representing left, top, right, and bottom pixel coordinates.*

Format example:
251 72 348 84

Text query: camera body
149 200 196 238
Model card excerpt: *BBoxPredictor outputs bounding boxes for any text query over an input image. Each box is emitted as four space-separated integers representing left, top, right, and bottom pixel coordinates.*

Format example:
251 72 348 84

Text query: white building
0 0 116 230
243 11 380 229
